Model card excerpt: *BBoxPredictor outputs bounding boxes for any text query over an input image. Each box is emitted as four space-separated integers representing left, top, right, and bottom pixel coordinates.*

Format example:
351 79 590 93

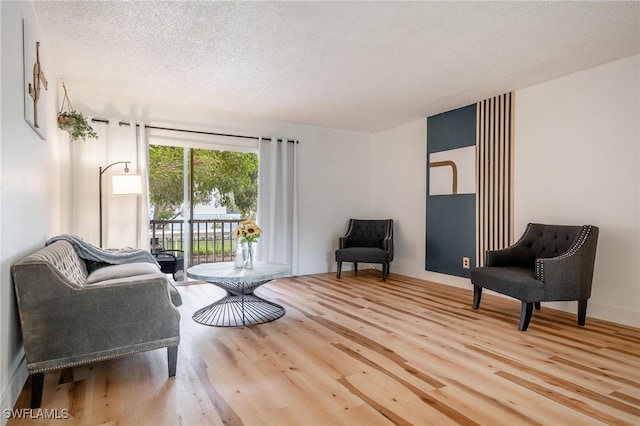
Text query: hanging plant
57 82 98 142
58 110 98 141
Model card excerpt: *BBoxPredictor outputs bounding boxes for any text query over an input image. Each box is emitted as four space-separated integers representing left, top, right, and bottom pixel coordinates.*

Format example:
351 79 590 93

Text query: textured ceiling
34 1 640 133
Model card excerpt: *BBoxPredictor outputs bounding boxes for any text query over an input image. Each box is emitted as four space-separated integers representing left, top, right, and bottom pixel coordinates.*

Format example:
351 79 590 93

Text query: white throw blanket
46 234 160 267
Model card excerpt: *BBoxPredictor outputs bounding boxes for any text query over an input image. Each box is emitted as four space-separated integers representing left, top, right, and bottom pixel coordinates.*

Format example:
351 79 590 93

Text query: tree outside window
149 145 258 220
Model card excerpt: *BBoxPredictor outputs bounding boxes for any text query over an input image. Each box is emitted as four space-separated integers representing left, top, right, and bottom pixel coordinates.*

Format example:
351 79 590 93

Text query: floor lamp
99 161 142 248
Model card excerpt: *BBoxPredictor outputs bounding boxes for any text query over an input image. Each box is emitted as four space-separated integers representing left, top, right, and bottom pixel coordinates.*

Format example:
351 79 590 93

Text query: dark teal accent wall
426 104 476 278
427 105 476 152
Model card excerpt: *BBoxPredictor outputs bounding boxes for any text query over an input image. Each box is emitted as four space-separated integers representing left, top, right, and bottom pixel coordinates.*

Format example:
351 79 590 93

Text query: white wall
67 93 374 276
515 55 640 327
373 54 640 328
372 118 471 288
0 1 62 419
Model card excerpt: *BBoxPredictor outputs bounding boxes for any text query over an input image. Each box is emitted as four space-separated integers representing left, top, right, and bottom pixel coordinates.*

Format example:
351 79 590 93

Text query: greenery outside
149 145 258 259
149 145 258 221
160 239 238 255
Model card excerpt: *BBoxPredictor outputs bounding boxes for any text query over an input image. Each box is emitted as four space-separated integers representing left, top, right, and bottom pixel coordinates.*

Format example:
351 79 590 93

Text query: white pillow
86 262 161 284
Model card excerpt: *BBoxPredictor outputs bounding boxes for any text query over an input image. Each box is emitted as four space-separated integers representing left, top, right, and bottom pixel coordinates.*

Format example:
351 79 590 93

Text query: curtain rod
91 118 298 144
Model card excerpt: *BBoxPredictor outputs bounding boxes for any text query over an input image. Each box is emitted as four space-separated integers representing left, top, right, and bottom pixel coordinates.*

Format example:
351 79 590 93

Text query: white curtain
70 119 149 249
136 124 150 250
256 136 299 274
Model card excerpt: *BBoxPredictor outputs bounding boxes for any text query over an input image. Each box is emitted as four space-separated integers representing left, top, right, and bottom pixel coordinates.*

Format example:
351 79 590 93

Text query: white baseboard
296 262 383 277
579 300 640 328
1 356 28 426
392 264 640 329
295 262 640 329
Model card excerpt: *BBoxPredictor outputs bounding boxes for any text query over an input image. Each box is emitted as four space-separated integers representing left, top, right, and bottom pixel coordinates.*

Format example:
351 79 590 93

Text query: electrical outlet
463 257 470 269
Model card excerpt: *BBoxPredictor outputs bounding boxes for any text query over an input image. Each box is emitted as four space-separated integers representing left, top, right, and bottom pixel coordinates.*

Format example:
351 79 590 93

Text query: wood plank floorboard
8 270 640 426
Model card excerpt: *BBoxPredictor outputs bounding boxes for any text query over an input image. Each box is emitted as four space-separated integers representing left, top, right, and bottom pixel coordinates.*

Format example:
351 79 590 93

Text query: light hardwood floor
8 270 640 425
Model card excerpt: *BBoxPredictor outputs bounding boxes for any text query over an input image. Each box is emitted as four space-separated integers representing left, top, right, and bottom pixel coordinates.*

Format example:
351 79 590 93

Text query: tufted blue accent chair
471 223 599 331
335 219 394 281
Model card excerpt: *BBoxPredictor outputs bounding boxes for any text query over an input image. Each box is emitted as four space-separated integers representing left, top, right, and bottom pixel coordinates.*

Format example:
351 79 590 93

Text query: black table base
192 293 285 327
192 276 286 326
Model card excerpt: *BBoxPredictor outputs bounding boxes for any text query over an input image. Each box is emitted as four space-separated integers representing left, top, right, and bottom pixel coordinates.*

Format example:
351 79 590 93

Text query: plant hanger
58 82 74 116
57 82 98 142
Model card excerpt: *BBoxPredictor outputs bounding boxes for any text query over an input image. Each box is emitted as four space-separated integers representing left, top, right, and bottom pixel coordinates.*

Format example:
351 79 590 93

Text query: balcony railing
150 219 244 266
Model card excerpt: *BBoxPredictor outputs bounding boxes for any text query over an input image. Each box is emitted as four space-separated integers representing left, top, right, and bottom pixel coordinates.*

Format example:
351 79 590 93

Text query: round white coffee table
187 261 290 327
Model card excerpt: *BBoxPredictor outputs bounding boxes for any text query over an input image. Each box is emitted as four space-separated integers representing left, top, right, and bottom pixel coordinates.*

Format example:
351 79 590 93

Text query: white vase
244 242 255 269
234 241 244 268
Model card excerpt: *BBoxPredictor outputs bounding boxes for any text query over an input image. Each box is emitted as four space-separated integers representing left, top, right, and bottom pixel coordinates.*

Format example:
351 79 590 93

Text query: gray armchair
335 219 394 281
470 223 599 331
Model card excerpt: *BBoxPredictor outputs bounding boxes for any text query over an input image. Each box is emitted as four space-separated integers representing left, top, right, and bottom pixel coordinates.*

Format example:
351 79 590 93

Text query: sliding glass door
148 143 258 270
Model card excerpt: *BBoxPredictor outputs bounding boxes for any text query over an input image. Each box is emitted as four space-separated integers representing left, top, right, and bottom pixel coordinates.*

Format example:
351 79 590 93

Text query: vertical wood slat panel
497 97 502 248
508 93 515 244
475 104 483 268
476 93 514 267
486 98 496 249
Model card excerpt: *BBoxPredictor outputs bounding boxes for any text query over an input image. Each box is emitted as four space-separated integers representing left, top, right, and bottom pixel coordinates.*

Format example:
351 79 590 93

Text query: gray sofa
11 240 182 408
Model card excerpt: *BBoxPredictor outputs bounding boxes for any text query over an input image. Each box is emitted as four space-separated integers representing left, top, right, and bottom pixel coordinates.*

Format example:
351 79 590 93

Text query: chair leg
534 302 541 310
382 264 387 281
30 373 44 408
336 262 342 279
353 262 358 275
519 302 534 331
168 346 178 377
578 299 588 326
472 285 482 309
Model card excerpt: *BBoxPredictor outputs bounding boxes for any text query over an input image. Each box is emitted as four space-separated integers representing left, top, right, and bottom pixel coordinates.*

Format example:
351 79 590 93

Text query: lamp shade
112 174 142 195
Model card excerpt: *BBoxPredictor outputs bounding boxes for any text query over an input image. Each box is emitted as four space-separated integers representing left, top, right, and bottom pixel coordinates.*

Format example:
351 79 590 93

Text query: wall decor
23 19 48 140
425 92 515 278
429 146 476 196
426 104 477 278
475 92 515 267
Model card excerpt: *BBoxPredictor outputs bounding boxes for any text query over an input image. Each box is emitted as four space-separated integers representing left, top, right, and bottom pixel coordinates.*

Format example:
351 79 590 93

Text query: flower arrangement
234 219 262 244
